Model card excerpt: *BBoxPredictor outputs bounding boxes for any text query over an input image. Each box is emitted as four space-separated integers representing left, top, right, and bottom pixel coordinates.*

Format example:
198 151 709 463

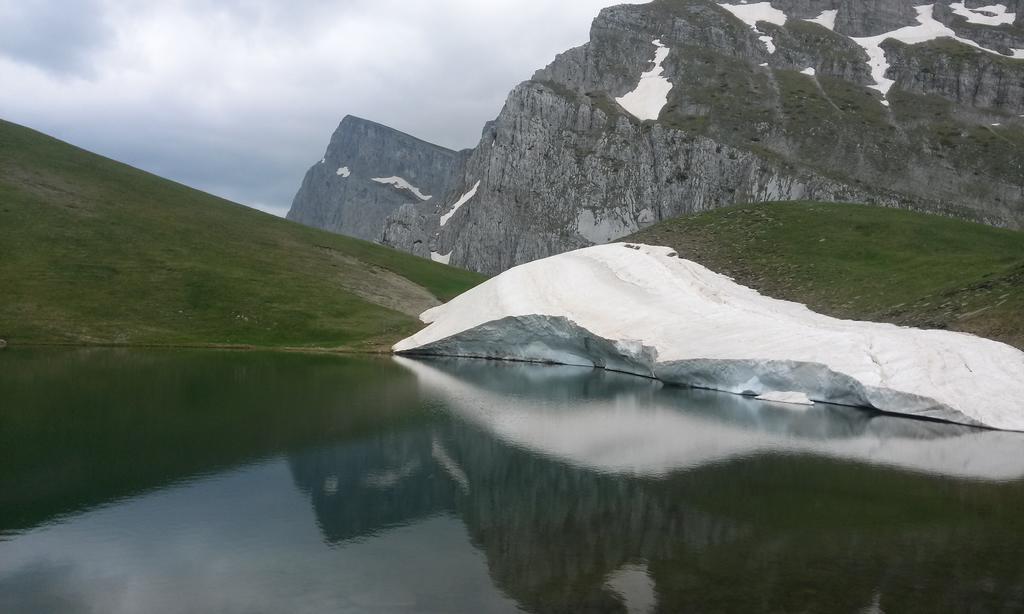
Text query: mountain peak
287 116 465 242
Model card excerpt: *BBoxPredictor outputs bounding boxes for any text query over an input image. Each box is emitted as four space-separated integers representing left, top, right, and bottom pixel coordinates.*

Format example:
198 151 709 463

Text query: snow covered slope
394 244 1024 431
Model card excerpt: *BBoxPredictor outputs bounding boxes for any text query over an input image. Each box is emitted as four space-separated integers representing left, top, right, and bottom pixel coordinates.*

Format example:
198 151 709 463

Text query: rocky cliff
287 116 467 242
299 1 1024 274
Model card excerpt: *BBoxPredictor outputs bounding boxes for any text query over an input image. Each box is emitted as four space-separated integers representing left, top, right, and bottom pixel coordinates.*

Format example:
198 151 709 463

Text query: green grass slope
0 119 484 350
629 202 1024 350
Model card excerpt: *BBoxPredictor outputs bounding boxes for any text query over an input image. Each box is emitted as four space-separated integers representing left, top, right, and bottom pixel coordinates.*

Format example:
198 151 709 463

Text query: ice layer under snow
615 39 674 121
439 181 481 227
756 391 814 406
372 176 432 201
394 243 1024 432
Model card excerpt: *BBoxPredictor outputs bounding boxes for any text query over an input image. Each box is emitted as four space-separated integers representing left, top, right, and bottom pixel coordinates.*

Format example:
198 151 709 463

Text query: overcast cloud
0 0 641 216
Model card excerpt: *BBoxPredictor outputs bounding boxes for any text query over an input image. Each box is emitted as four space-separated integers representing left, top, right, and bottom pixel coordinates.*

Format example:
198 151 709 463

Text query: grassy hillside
629 202 1024 350
0 119 484 350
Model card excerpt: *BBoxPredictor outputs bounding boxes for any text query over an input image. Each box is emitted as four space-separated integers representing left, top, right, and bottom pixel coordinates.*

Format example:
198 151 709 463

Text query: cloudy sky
0 0 641 217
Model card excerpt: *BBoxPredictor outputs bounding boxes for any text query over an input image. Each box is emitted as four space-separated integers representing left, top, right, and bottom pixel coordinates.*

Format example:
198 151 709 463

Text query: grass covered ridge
0 119 484 350
629 202 1024 349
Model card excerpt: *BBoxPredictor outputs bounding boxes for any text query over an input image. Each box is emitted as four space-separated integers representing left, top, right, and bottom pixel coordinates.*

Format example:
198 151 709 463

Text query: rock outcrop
287 116 467 242
296 1 1024 274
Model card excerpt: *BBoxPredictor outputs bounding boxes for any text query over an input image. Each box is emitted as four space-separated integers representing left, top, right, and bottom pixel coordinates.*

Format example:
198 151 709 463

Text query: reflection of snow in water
396 357 1024 481
432 437 470 493
606 563 657 614
364 460 421 489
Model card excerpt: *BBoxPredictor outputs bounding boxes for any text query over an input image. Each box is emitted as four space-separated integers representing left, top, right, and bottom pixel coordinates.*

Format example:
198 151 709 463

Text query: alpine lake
2 348 1023 613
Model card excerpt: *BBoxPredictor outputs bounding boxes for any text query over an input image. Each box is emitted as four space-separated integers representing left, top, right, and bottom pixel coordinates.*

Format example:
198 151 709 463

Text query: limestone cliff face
379 0 1024 273
414 83 893 275
286 116 466 242
297 1 1024 274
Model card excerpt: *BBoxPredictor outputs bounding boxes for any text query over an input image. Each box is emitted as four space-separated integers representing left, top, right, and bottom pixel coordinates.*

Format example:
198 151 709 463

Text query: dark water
2 349 1024 613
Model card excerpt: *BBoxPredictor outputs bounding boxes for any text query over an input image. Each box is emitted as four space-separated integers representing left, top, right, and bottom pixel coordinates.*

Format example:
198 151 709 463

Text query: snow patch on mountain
718 2 788 28
431 251 452 265
615 39 674 121
439 180 481 227
372 176 432 201
800 67 816 76
851 4 1024 101
336 166 351 178
950 2 1016 25
718 2 788 54
395 243 1024 432
805 9 838 30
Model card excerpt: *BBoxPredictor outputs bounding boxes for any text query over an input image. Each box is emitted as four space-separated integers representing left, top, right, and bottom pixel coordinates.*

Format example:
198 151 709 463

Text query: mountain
287 115 469 242
293 0 1024 275
0 119 483 350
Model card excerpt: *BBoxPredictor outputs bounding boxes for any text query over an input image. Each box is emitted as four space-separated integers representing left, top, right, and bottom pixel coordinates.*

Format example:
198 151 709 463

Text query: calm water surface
2 349 1024 613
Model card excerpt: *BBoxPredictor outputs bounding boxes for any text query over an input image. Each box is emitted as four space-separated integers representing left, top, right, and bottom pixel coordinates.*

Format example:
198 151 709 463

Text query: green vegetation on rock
629 201 1024 349
0 120 484 350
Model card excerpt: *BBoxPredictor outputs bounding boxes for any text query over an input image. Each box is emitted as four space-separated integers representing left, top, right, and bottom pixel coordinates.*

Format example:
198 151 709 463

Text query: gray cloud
0 0 642 217
0 0 111 77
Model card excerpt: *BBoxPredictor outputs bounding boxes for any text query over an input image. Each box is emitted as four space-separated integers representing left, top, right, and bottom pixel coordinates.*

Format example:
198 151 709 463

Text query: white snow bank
805 9 838 31
950 2 1016 26
336 166 351 178
615 39 674 121
800 67 816 76
395 243 1024 432
430 251 452 265
719 2 788 54
372 176 432 201
397 357 1024 480
439 180 481 227
718 2 788 28
851 5 1024 100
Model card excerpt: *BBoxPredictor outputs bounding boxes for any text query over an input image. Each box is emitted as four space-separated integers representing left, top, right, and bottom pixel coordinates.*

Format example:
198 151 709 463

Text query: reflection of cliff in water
288 428 459 544
0 349 426 534
288 417 745 613
291 358 1024 613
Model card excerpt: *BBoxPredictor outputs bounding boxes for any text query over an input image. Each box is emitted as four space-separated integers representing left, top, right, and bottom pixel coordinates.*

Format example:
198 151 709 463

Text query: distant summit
287 116 468 242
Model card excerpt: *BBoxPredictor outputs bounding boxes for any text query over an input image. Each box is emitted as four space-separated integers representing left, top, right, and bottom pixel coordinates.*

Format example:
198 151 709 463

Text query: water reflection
289 430 459 544
2 350 1024 613
396 356 1024 481
284 358 1024 612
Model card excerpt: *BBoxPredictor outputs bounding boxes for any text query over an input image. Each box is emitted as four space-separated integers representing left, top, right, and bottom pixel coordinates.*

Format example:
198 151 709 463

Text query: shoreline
0 340 394 356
